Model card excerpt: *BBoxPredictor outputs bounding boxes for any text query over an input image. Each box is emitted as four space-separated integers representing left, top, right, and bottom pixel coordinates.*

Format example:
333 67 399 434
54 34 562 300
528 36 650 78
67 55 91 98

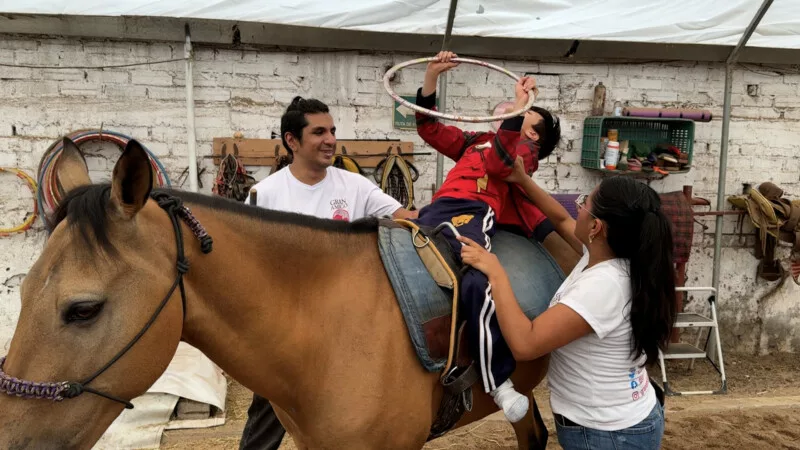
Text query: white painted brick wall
1 34 798 354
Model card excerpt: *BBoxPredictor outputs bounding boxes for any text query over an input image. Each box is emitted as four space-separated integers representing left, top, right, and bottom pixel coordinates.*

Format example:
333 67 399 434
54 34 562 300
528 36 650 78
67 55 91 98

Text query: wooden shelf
583 166 691 180
211 138 415 167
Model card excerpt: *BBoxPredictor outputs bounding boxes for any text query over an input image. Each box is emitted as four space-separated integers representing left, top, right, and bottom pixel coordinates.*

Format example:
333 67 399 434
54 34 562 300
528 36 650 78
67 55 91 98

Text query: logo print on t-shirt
628 367 649 401
332 209 350 221
330 198 350 221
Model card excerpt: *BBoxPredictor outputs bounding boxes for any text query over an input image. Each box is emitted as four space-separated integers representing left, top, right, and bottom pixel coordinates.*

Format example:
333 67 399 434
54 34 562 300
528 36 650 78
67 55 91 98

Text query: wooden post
249 189 257 206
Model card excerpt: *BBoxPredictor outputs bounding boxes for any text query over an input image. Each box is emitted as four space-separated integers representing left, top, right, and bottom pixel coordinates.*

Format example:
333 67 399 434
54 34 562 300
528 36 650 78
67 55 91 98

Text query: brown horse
0 138 579 449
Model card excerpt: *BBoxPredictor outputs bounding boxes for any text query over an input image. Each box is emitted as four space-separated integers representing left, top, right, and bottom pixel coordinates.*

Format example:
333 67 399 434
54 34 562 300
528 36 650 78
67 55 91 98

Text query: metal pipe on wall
184 24 199 193
711 0 773 292
434 0 459 189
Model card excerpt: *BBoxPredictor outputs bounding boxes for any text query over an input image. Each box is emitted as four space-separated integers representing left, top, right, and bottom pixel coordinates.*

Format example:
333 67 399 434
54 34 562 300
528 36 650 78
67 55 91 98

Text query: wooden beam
211 138 415 167
4 14 800 65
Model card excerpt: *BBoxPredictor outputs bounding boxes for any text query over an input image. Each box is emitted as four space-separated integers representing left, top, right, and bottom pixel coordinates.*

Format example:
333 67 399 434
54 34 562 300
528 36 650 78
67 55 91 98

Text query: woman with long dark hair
458 157 676 449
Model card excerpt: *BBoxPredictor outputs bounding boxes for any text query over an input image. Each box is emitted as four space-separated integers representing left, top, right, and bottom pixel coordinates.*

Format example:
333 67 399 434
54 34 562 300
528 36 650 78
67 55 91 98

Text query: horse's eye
64 301 105 324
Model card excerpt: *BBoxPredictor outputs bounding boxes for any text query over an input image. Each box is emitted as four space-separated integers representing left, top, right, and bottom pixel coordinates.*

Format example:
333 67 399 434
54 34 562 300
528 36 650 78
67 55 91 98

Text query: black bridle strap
0 192 212 410
64 268 185 408
61 193 204 409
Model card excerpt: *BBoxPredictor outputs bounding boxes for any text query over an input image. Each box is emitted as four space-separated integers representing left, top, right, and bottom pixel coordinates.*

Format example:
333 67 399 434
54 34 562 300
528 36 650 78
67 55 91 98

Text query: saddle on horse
728 182 800 284
377 219 564 445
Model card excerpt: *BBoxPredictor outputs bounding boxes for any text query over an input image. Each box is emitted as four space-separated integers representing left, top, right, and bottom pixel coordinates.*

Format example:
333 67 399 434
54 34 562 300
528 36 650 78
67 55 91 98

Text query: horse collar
0 191 213 409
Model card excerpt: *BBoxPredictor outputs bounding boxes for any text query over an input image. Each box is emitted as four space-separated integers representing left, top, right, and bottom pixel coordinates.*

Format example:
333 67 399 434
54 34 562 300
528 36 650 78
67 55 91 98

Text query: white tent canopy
2 0 800 49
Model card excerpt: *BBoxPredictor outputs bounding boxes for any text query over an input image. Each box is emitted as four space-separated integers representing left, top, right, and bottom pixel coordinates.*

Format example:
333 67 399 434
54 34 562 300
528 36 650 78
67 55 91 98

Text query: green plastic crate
580 116 695 172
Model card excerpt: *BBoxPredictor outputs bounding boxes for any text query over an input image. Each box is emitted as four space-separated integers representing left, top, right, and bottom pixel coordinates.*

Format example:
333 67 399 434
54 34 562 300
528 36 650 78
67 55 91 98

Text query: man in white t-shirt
245 97 415 222
239 96 416 450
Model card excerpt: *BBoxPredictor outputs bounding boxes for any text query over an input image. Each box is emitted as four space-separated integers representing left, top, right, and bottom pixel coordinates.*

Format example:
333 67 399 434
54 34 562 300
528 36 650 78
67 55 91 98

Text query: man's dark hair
530 106 561 161
280 96 330 156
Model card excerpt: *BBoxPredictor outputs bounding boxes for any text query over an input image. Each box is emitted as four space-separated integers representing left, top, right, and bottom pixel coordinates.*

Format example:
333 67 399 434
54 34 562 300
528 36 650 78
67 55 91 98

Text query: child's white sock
489 379 529 423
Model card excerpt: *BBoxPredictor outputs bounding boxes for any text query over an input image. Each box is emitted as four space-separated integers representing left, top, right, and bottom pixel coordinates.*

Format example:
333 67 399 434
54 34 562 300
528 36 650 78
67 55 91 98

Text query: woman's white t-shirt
546 248 656 431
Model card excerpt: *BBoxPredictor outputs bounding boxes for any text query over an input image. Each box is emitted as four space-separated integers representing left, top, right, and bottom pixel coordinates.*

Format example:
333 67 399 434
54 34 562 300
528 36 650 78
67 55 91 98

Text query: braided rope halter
0 192 213 409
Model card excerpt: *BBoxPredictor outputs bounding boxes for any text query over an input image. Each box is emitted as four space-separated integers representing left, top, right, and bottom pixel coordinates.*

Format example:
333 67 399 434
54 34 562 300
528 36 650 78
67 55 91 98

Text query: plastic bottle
613 101 623 116
605 140 620 170
591 82 606 116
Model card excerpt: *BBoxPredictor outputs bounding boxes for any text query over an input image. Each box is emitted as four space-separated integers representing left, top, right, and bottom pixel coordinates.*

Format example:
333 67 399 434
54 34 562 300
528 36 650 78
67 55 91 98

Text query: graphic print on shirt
470 141 491 193
451 214 475 227
330 198 350 221
628 367 649 401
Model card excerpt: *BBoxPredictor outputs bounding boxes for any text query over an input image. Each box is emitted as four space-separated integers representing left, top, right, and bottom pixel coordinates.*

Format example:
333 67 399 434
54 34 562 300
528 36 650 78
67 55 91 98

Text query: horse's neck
178 206 379 407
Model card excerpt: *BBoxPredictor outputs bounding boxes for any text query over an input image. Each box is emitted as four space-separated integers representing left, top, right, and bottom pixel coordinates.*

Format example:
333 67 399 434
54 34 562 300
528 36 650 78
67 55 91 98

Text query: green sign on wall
393 95 418 130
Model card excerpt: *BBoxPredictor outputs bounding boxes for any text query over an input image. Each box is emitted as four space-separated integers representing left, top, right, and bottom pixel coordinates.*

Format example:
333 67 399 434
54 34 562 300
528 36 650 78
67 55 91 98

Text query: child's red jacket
415 89 548 237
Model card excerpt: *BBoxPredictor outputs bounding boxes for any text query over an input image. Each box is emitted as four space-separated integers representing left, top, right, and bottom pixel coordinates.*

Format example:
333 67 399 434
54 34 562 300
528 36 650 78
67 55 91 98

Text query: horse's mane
51 184 380 254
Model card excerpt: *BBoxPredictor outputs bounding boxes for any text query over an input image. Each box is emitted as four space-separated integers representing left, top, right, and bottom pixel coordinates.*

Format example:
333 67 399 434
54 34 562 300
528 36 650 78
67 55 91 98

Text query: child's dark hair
590 177 677 365
530 106 561 161
280 96 330 155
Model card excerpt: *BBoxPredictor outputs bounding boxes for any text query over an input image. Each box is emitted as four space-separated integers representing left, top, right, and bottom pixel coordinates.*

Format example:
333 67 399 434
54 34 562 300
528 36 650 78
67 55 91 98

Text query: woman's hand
503 155 528 184
457 235 506 280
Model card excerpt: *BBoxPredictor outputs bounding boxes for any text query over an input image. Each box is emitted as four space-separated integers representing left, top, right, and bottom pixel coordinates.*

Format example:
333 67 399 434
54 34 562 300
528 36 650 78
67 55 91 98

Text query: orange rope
0 168 39 237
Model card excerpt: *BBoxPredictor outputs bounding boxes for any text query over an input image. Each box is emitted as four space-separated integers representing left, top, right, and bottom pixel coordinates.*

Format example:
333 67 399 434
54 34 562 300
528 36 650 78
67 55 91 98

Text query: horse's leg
271 404 307 449
510 391 548 450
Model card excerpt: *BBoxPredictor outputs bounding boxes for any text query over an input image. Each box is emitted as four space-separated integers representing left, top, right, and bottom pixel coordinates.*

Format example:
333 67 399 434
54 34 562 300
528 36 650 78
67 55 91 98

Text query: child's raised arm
504 157 584 255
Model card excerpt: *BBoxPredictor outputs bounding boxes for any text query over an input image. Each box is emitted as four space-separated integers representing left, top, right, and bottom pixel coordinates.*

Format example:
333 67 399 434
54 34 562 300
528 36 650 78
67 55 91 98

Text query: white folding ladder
657 286 727 395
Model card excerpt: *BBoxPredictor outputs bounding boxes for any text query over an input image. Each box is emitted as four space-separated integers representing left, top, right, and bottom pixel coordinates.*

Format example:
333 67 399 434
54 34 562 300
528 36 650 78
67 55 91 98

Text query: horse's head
0 138 187 448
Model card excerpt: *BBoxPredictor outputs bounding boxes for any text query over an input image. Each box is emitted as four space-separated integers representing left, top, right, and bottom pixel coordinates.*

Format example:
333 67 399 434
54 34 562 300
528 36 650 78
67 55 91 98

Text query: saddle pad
378 227 566 372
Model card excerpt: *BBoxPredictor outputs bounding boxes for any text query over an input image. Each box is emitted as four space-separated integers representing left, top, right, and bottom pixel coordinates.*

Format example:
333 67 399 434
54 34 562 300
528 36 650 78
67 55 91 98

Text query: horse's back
377 226 566 372
492 230 566 318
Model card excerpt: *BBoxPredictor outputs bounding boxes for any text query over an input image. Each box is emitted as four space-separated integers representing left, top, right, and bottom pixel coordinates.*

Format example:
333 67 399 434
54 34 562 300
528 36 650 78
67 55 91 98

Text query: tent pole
184 24 199 193
712 0 773 292
434 0 459 189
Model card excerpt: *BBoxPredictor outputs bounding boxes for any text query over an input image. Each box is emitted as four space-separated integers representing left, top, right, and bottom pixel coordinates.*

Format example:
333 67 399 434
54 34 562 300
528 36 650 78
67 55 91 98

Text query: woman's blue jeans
554 401 665 450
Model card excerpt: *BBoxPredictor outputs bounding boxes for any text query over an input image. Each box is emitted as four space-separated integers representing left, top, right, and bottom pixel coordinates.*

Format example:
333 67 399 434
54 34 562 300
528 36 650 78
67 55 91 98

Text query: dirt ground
161 352 800 449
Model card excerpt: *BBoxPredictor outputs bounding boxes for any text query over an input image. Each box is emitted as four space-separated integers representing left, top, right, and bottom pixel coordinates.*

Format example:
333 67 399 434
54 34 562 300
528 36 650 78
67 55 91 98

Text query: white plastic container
605 140 620 170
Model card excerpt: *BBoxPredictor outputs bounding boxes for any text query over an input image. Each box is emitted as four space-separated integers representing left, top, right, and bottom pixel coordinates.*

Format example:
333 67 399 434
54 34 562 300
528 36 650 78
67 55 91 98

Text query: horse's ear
110 139 153 220
56 137 91 193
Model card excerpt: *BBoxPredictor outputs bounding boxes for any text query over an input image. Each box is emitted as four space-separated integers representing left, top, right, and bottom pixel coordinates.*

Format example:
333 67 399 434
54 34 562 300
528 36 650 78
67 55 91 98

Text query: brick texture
0 35 798 354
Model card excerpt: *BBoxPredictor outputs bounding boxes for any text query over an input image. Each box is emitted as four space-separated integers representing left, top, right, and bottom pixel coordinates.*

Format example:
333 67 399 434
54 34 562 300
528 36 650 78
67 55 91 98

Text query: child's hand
426 51 460 77
423 51 460 96
514 76 538 107
457 235 505 278
503 156 528 184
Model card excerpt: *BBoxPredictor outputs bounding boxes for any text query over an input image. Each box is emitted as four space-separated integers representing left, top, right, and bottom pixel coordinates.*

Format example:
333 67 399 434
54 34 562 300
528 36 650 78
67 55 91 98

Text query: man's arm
392 208 419 220
357 174 417 219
